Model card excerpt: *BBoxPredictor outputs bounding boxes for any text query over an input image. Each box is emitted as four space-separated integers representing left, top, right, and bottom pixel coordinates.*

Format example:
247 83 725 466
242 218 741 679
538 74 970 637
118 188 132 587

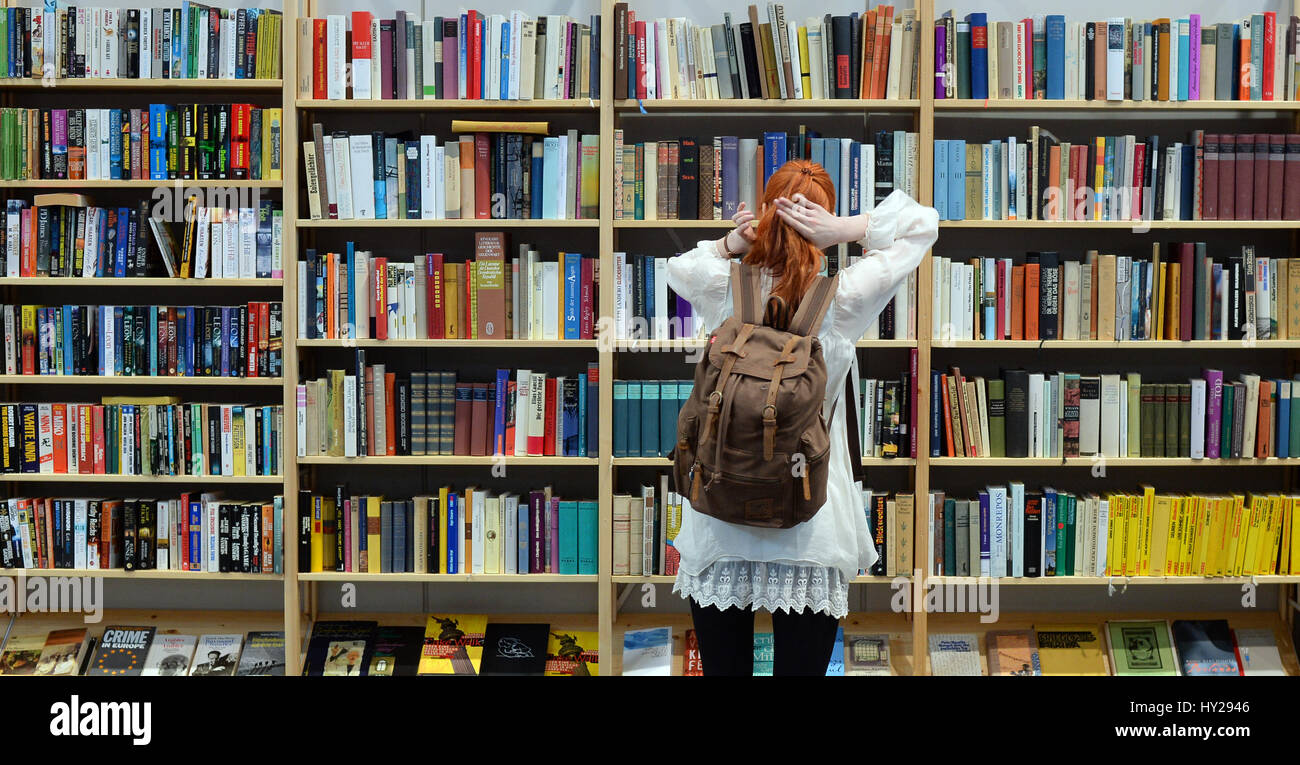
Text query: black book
1023 493 1042 576
355 349 367 457
86 626 155 676
1003 369 1030 458
366 626 425 676
1035 131 1058 220
480 623 550 675
830 16 852 98
302 620 378 676
1164 383 1181 458
868 494 887 575
136 499 154 570
678 137 699 220
335 484 347 572
849 13 862 99
738 22 763 98
1084 23 1096 99
123 500 138 571
874 130 894 206
125 10 140 78
1227 254 1244 340
298 489 312 573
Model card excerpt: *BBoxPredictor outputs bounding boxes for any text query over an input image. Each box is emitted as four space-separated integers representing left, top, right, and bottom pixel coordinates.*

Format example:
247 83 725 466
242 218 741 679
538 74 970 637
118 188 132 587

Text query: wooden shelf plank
296 338 596 349
613 219 734 228
930 457 1300 467
297 218 598 228
295 98 598 110
615 98 920 111
0 375 284 386
298 456 597 466
608 338 916 349
0 473 283 484
612 456 916 467
936 98 1300 111
298 572 596 583
0 277 282 287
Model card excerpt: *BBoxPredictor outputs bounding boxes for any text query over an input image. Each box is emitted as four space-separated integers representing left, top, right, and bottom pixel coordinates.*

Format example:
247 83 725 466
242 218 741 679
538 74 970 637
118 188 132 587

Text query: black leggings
689 599 841 676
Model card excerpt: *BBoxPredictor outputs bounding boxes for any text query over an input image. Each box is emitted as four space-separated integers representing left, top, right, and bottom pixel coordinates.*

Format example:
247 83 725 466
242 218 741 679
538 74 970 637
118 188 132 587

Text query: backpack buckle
762 405 777 460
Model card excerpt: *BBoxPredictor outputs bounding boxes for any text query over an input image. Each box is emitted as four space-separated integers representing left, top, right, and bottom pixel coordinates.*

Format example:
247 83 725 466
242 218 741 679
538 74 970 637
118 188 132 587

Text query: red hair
742 159 835 313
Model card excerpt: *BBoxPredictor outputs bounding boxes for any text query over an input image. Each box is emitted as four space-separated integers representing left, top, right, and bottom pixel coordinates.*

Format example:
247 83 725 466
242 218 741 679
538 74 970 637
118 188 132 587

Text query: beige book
1097 254 1117 340
443 142 461 219
895 493 914 578
885 498 897 577
459 135 475 217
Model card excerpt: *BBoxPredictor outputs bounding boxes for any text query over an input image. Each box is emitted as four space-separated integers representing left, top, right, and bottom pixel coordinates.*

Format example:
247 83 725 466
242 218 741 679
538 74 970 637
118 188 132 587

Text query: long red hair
742 159 835 313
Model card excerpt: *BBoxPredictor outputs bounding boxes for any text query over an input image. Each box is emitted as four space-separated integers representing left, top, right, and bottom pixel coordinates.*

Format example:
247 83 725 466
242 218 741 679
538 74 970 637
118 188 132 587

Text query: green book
1105 619 1179 676
1290 377 1300 460
1221 384 1235 459
986 379 1006 458
1177 383 1192 458
1163 383 1180 458
943 498 957 576
1139 383 1155 457
956 23 972 99
1151 384 1166 457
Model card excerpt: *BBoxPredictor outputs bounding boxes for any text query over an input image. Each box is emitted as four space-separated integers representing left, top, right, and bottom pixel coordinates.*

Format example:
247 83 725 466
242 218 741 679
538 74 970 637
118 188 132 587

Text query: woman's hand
774 194 868 249
715 202 758 258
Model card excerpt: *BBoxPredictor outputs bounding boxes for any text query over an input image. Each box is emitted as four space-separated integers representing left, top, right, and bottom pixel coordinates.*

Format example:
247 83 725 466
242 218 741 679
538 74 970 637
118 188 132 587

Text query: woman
666 159 938 676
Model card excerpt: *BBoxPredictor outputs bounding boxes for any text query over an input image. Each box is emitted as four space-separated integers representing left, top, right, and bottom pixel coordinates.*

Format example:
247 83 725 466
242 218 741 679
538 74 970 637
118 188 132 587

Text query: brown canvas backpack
671 262 838 529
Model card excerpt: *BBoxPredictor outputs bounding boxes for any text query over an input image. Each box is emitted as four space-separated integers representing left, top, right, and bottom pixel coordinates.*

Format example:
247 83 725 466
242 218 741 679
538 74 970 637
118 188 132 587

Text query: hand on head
773 193 855 250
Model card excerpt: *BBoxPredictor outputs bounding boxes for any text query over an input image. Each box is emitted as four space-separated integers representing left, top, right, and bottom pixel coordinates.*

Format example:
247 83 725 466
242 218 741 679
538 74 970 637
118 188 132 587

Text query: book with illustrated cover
545 630 600 676
987 630 1042 675
844 632 893 676
1232 627 1286 675
418 614 488 675
141 634 196 676
1035 623 1108 675
302 620 377 676
86 625 155 676
1171 619 1239 676
0 633 46 675
236 631 286 676
751 632 774 676
33 629 90 676
683 629 704 676
1106 620 1178 676
621 626 672 676
928 632 983 676
826 627 845 676
365 626 424 676
189 634 243 676
481 623 550 676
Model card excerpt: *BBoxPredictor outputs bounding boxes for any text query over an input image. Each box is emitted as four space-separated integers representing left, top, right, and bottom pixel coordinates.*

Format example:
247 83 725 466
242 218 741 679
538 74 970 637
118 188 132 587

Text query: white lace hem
672 560 850 619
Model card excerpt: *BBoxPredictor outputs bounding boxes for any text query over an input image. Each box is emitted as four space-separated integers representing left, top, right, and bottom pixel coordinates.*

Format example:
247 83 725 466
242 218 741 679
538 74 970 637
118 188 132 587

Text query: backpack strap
788 274 839 337
730 262 764 325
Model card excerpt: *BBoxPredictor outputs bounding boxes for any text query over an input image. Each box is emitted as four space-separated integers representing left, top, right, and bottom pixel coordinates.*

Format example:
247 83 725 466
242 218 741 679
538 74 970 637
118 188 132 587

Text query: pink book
442 21 458 98
909 347 919 458
1203 368 1224 458
1132 143 1146 220
379 22 394 100
342 499 353 572
562 20 574 97
548 497 560 573
579 256 594 339
1189 15 1201 100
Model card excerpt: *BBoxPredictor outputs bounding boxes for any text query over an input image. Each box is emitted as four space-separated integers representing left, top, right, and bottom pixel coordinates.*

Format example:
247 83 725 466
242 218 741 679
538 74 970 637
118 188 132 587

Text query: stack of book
614 128 917 220
3 194 285 280
0 494 284 574
303 10 599 101
303 126 598 221
614 4 920 100
858 373 915 459
0 400 284 477
864 490 916 576
932 129 1300 222
0 627 287 677
0 103 283 181
300 236 597 342
297 362 598 459
1 5 283 80
6 300 284 378
933 246 1294 342
926 484 1300 579
933 366 1300 460
934 12 1300 102
612 477 682 576
300 487 597 576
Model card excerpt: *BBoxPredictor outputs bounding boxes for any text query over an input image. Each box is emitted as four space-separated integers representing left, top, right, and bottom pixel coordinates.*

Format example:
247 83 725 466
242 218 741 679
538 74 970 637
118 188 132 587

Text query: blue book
446 493 458 574
1178 20 1191 101
96 211 109 277
1045 15 1065 99
494 369 509 454
826 627 845 675
659 380 677 457
149 104 169 180
948 141 965 220
558 500 578 575
627 380 642 457
1043 489 1057 575
577 372 587 457
563 253 581 339
810 136 825 169
64 306 75 374
577 500 597 575
541 137 562 218
822 138 840 204
720 136 739 218
500 21 511 100
345 241 356 337
148 309 159 375
530 147 544 218
1232 25 1241 100
108 109 123 178
640 380 660 457
1277 380 1290 457
613 380 629 456
372 135 387 220
1102 138 1115 220
934 140 948 219
848 142 861 216
189 501 203 569
643 259 654 332
113 308 125 374
990 140 1001 218
978 490 990 577
1250 15 1264 101
762 131 787 186
586 370 598 458
966 13 989 99
562 377 580 457
517 498 529 573
114 208 130 277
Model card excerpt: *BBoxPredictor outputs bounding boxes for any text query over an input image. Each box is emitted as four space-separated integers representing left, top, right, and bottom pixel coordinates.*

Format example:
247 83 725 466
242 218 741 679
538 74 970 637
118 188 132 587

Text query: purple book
934 25 947 99
720 135 739 219
674 295 694 338
1189 15 1201 100
978 490 990 576
52 109 69 178
379 21 394 100
529 490 544 573
1204 368 1224 458
562 21 575 98
548 497 561 573
442 20 459 98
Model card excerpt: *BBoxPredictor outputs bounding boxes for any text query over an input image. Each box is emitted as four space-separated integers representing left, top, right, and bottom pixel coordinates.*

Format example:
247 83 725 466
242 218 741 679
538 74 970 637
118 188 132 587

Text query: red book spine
77 407 91 473
312 19 328 99
20 209 32 277
504 379 516 456
1284 134 1300 219
474 134 491 218
1178 243 1194 342
1202 134 1219 220
1236 133 1255 220
543 377 557 456
468 11 482 99
453 384 471 455
939 375 955 456
179 492 190 571
1253 134 1269 219
373 256 387 340
579 256 594 339
1218 134 1236 219
51 404 67 474
635 21 648 100
430 253 444 338
384 372 396 455
1267 133 1285 220
92 405 106 474
1264 13 1277 101
995 261 1007 339
1132 142 1146 220
246 303 259 377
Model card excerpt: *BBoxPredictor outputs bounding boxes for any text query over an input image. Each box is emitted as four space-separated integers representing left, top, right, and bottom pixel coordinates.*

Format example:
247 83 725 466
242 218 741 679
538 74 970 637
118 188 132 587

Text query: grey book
711 25 734 99
1215 23 1235 100
954 499 970 576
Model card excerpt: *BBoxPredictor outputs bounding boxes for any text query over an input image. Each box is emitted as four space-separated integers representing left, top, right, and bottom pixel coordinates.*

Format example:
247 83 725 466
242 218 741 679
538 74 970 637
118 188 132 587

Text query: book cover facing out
480 623 550 676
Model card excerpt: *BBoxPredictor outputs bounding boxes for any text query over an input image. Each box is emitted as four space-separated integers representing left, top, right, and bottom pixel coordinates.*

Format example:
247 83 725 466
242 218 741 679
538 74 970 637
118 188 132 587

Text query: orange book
860 10 877 98
872 7 893 99
1257 380 1274 457
1155 19 1171 100
1023 263 1040 340
939 374 956 456
1166 263 1180 340
1239 27 1252 100
1048 145 1061 220
385 372 397 455
1010 265 1025 340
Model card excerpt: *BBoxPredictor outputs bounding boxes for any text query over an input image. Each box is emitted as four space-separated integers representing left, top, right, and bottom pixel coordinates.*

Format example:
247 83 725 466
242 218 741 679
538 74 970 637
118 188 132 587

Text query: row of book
934 12 1300 102
3 194 284 280
300 239 597 342
610 251 917 342
297 364 598 460
613 4 920 101
612 380 690 459
7 301 284 378
0 104 283 182
933 130 1300 223
932 247 1295 343
303 618 598 675
304 126 597 222
613 129 915 221
305 11 599 102
0 401 284 477
300 487 596 577
612 478 680 577
927 485 1298 580
0 494 282 574
0 5 282 80
933 367 1300 461
930 621 1286 676
0 628 285 677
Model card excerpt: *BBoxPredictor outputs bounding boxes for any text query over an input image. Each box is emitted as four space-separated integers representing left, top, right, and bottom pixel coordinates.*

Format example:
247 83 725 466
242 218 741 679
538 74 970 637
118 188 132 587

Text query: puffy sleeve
665 240 733 331
832 190 939 343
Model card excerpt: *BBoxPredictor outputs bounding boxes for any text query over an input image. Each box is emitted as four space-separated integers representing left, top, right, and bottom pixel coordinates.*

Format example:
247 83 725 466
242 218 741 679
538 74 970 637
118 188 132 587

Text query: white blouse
664 189 939 586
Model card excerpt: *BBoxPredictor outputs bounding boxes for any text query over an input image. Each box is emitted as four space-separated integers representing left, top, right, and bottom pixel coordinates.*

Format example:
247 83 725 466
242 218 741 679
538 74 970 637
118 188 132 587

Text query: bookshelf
4 0 1297 678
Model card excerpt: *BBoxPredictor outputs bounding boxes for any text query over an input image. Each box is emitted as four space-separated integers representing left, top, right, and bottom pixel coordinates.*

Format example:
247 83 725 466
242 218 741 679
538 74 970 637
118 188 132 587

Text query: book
843 631 893 675
1105 619 1179 675
621 626 673 676
417 613 487 675
32 628 90 676
1035 623 1108 675
1171 619 1240 675
928 632 983 675
545 629 599 675
188 633 243 675
141 634 197 676
235 630 286 676
85 625 155 676
480 622 551 675
986 629 1042 675
301 620 377 676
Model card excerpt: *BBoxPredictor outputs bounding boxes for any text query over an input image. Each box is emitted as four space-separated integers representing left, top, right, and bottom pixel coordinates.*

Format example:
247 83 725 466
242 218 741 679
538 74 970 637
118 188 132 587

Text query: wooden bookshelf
0 277 284 288
298 572 597 583
0 568 283 581
934 98 1300 112
614 98 920 111
0 375 285 386
0 474 284 484
297 218 599 228
296 98 598 110
3 78 284 90
0 179 282 188
295 338 597 349
297 455 599 467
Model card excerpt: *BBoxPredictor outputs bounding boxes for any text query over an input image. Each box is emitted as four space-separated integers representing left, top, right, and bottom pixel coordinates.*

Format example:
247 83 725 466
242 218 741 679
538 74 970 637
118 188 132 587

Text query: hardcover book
545 629 600 676
302 620 377 676
365 626 425 676
480 622 551 675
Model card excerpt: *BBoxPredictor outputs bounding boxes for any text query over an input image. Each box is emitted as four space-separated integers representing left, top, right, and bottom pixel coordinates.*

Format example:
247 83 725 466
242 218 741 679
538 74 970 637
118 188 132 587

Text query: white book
1099 374 1122 457
807 19 824 100
81 207 99 277
332 137 355 220
647 20 662 99
370 19 382 99
987 485 1006 578
326 16 347 99
508 11 524 99
544 15 564 98
1189 377 1206 458
222 17 236 79
471 490 486 574
343 375 357 457
541 261 560 339
513 371 531 455
1027 373 1045 457
1106 19 1125 99
528 371 547 456
74 500 88 569
354 251 370 339
102 9 116 79
296 385 308 457
100 306 114 376
433 145 446 219
1009 482 1025 577
139 11 153 79
98 109 111 179
420 135 438 219
885 21 903 99
85 110 100 179
238 207 256 279
347 135 377 220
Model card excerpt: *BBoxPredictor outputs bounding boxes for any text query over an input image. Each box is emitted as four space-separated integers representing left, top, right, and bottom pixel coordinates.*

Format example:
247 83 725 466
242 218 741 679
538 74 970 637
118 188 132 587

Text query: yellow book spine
1210 497 1230 576
1242 495 1265 575
1164 494 1181 576
1226 495 1246 575
798 27 811 98
367 496 382 574
469 261 479 340
1124 495 1140 576
1264 495 1283 574
1181 497 1197 576
1290 497 1300 575
265 108 283 181
231 409 246 476
438 487 449 575
310 496 324 573
1149 495 1170 576
1104 494 1119 576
